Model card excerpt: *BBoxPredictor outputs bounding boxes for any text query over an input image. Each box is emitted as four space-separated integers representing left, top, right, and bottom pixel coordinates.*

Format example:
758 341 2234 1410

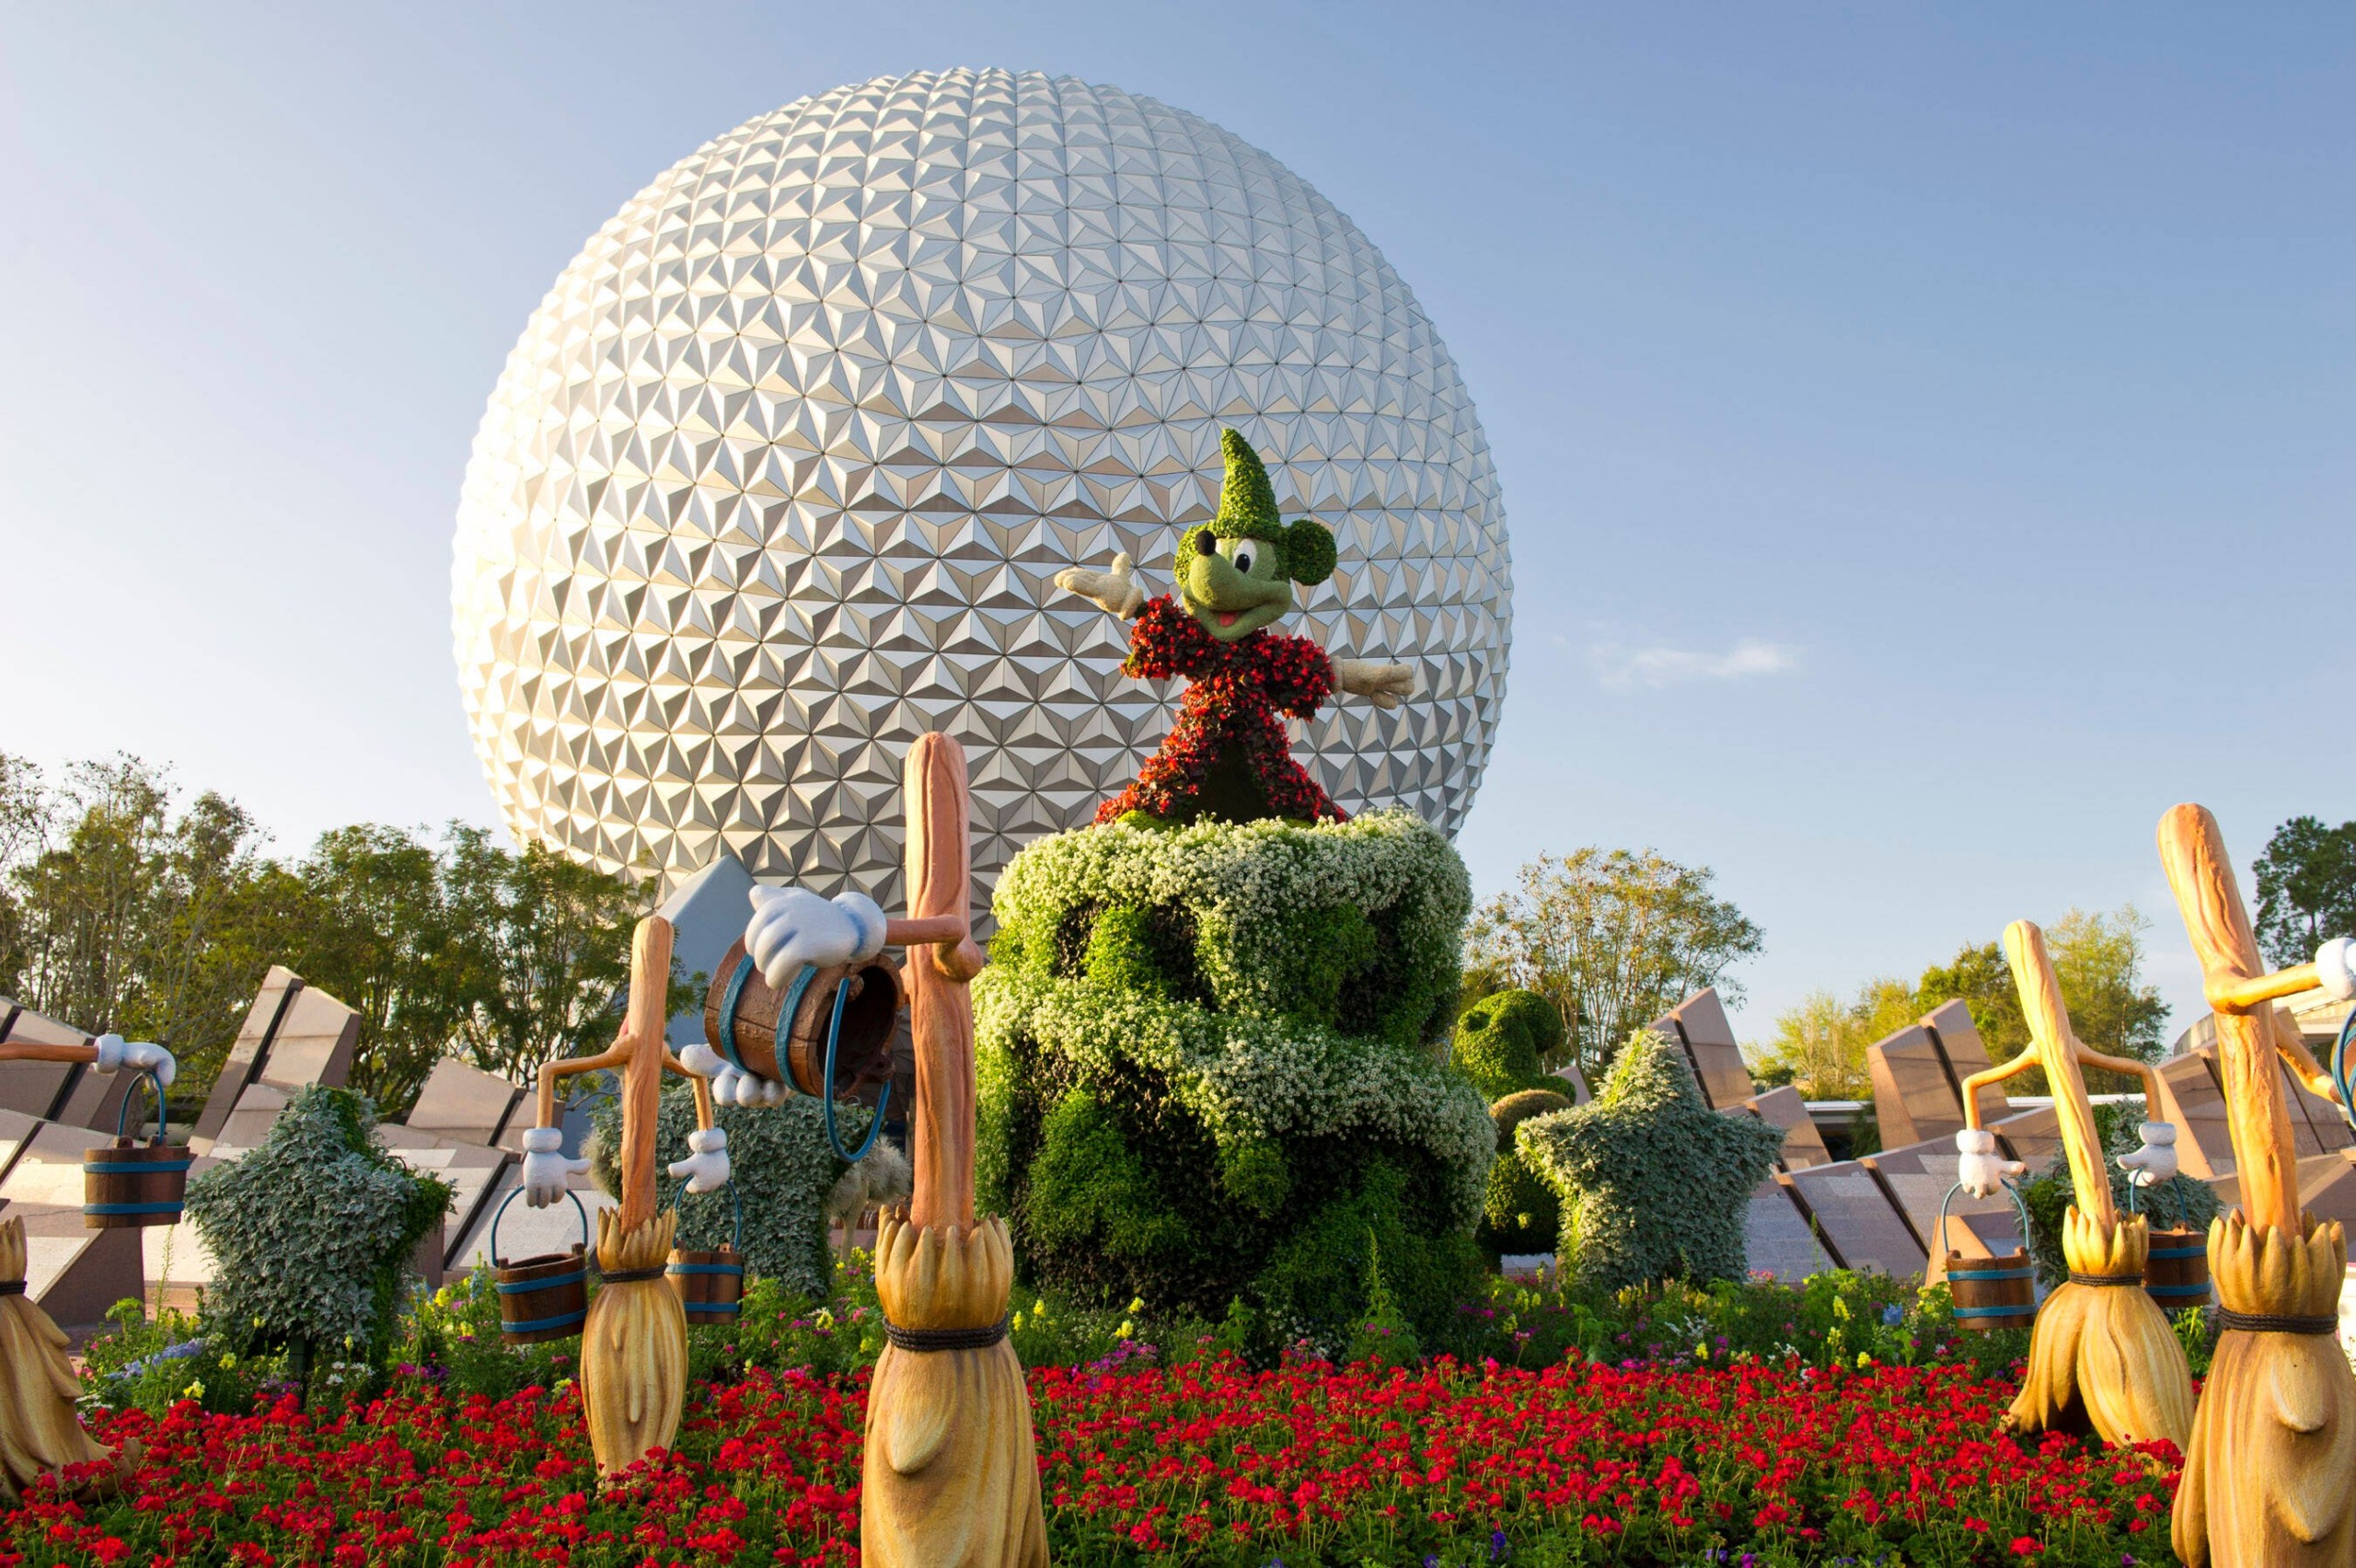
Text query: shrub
587 1084 872 1298
1478 1089 1571 1259
182 1086 450 1370
976 812 1492 1357
1451 988 1565 1099
1519 1029 1784 1292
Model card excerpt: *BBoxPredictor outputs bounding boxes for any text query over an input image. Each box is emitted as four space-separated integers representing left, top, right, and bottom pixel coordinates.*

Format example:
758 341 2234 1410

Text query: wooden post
861 733 1047 1568
2156 805 2356 1568
1992 920 2191 1447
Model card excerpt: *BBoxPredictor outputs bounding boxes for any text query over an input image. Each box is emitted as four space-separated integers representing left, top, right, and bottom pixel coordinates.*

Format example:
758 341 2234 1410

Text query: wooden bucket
491 1187 591 1345
83 1071 188 1229
702 940 899 1098
668 1181 745 1326
1946 1250 2038 1332
2142 1226 2212 1312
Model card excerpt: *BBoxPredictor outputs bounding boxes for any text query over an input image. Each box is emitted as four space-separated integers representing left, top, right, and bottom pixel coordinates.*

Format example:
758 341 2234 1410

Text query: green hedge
589 1085 872 1299
1519 1029 1784 1292
976 813 1491 1356
1478 1089 1572 1259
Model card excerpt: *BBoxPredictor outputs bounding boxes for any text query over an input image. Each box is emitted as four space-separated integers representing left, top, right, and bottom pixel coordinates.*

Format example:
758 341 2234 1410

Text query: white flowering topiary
976 812 1491 1352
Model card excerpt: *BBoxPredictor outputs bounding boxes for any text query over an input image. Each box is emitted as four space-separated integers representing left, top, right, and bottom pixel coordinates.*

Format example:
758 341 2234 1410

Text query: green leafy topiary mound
589 1086 875 1299
976 812 1492 1354
1452 987 1565 1099
1479 1088 1572 1259
185 1086 451 1366
1518 1028 1784 1292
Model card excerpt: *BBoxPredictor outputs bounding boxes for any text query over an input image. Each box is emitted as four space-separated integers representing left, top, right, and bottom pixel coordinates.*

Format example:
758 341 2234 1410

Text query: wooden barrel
702 939 899 1097
2142 1226 2212 1311
491 1189 591 1345
82 1137 190 1228
667 1246 745 1325
1946 1249 2037 1332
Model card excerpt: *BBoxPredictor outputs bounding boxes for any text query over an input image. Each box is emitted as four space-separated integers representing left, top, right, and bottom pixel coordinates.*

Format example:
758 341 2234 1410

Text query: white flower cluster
991 810 1472 1025
976 969 1493 1227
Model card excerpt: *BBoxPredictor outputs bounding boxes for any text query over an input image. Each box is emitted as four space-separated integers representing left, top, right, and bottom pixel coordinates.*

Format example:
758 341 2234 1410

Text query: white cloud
1590 638 1799 690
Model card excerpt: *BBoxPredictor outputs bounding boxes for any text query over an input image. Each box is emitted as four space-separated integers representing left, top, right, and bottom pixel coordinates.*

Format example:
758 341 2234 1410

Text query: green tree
1462 848 1762 1079
443 827 645 1086
2253 816 2356 970
1914 940 2030 1066
0 754 275 1087
1914 908 2166 1096
1747 976 1917 1101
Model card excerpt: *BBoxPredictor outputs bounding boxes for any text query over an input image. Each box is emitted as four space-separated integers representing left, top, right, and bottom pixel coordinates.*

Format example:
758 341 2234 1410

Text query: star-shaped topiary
1517 1027 1784 1291
184 1086 450 1367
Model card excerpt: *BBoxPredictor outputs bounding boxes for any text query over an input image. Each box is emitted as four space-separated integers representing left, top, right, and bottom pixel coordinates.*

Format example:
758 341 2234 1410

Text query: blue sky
2 4 2349 1043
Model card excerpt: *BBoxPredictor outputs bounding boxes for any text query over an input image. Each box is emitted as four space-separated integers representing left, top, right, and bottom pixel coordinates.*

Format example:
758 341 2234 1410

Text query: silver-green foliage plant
976 811 1493 1351
183 1086 451 1365
1518 1028 1784 1292
589 1083 872 1298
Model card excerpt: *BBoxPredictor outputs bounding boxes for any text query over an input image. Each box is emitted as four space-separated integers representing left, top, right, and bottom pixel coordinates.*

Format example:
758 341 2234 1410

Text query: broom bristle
2004 1207 2193 1448
2173 1211 2356 1568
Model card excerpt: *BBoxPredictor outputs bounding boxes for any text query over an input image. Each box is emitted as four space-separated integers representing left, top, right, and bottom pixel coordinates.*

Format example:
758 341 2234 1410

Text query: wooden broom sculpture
522 917 727 1478
0 1029 176 1500
1951 920 2192 1447
677 732 1048 1565
2157 804 2356 1568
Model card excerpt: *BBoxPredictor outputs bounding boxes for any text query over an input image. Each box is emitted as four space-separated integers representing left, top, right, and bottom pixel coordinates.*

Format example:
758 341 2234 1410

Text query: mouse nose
1195 530 1216 556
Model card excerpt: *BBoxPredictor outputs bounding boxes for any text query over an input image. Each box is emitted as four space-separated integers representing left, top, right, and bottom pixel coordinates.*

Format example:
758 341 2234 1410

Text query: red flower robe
1097 595 1347 825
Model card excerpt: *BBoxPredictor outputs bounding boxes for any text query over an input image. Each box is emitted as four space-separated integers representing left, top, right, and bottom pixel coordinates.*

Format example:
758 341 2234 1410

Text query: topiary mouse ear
1281 519 1336 586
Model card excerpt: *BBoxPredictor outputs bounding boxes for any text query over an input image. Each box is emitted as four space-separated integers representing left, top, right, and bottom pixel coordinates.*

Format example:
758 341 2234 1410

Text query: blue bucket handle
1936 1175 2035 1261
820 973 890 1164
116 1069 167 1143
490 1181 589 1269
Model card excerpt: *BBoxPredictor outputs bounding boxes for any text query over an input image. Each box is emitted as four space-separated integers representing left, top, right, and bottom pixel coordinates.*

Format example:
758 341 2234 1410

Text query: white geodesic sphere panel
454 68 1512 900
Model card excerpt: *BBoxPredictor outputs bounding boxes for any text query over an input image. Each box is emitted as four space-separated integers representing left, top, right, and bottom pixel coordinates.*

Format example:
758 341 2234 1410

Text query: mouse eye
1232 546 1253 575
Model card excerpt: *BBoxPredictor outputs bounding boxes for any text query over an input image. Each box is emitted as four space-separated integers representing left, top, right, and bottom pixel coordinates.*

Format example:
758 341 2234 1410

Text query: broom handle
2157 804 2299 1231
0 1041 98 1066
904 732 978 1231
2004 920 2115 1228
1958 1048 2044 1133
616 917 675 1233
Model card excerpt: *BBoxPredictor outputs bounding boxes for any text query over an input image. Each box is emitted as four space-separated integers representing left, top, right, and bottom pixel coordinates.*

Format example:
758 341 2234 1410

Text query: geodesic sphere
453 68 1512 900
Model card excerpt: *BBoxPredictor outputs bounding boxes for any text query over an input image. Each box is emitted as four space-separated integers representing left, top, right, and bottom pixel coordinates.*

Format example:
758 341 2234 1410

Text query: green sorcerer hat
1199 428 1337 585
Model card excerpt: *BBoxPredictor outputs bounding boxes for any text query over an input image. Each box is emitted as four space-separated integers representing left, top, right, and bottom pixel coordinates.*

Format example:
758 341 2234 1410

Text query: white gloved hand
1955 1127 2025 1199
91 1033 178 1090
1331 658 1415 711
666 1127 732 1193
1055 552 1146 618
745 885 887 990
2119 1121 2178 1188
678 1042 788 1108
2316 937 2355 1001
520 1125 590 1208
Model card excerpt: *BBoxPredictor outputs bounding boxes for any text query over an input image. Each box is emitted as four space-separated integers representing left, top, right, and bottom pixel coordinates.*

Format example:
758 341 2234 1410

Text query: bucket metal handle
820 974 890 1164
1936 1176 2035 1260
490 1182 589 1268
115 1069 167 1143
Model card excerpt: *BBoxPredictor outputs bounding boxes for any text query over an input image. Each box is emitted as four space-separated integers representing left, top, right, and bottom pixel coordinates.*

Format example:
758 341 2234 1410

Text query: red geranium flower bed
3 1355 2177 1567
